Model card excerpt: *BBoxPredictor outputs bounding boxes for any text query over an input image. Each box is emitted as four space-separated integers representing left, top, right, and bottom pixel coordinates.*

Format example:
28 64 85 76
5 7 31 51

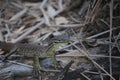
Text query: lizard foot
33 65 42 78
52 61 60 69
32 55 46 79
33 56 42 78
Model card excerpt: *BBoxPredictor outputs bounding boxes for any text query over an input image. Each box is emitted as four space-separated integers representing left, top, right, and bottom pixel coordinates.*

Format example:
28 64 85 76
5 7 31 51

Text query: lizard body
0 41 67 78
0 41 60 57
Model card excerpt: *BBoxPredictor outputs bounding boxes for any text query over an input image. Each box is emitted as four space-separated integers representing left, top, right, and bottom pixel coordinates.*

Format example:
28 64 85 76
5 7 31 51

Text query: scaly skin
0 41 67 78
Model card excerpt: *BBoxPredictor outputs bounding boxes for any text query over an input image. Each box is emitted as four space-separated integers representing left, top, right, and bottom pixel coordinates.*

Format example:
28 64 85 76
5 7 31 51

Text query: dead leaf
47 5 57 18
55 17 69 25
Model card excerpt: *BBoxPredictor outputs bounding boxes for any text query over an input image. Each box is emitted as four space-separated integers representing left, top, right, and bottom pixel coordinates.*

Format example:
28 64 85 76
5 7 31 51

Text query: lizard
0 37 69 78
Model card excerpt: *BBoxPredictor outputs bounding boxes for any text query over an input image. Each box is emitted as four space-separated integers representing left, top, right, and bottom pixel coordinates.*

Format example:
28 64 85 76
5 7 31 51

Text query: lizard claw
33 69 41 78
33 64 42 78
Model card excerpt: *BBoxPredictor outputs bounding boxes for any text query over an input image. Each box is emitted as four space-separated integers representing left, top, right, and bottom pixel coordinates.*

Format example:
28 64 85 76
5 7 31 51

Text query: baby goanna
0 38 69 78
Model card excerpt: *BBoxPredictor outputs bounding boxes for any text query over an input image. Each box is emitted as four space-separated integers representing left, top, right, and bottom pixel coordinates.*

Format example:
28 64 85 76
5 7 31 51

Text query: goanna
0 38 69 78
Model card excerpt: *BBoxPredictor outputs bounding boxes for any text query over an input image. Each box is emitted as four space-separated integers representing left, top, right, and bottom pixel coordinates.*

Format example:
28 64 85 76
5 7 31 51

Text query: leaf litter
0 0 120 80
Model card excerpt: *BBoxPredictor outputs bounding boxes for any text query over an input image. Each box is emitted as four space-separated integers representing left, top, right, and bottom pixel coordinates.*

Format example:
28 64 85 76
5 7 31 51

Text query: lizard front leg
33 56 42 78
47 44 60 68
51 51 58 68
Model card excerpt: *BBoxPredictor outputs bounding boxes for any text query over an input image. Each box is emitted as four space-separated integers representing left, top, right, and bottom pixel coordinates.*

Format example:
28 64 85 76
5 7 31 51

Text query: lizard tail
0 41 15 51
